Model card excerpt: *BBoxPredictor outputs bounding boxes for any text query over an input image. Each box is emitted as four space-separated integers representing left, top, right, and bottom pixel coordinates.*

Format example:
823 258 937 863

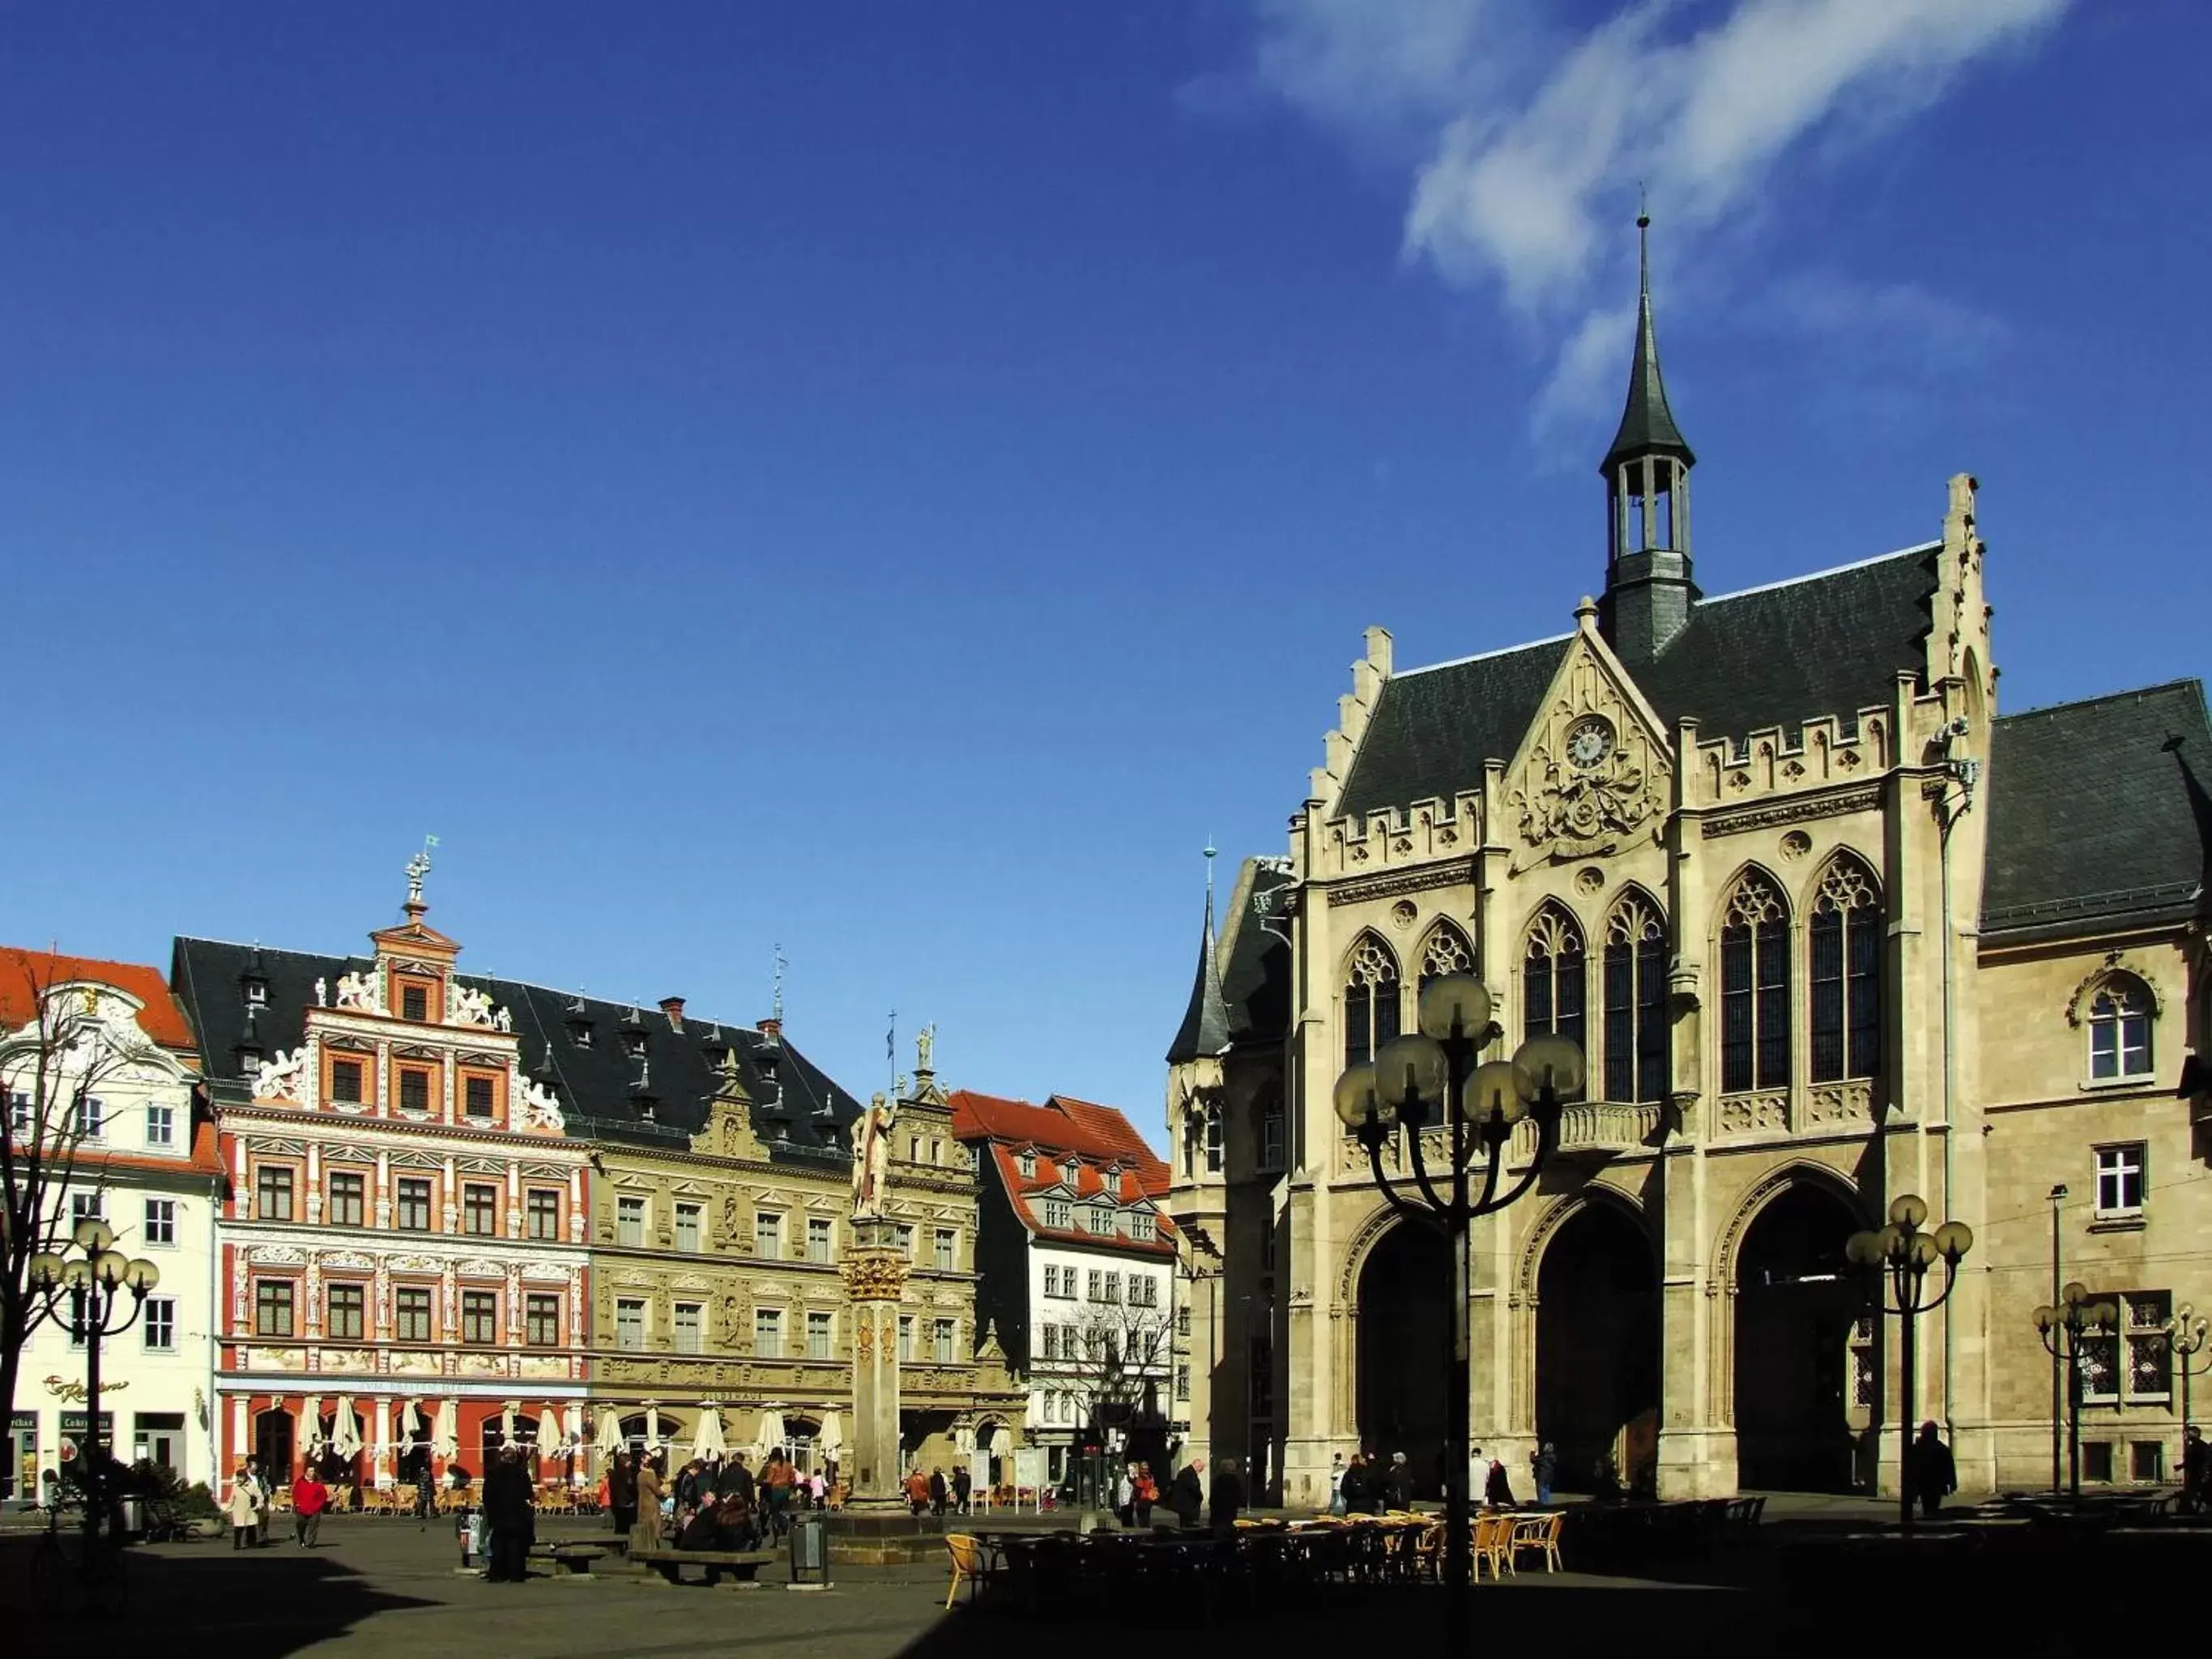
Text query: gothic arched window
1417 921 1475 989
1809 855 1882 1083
2088 975 2154 1081
1342 934 1401 1071
1603 893 1669 1102
1523 906 1587 1081
1720 872 1789 1093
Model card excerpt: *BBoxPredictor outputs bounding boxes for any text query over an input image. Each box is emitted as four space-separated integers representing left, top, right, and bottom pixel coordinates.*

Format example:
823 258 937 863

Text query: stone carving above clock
1506 639 1670 870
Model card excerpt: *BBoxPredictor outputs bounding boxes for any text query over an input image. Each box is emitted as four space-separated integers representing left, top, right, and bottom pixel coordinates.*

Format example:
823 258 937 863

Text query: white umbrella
333 1397 360 1460
401 1397 423 1458
646 1404 662 1452
692 1406 727 1462
595 1407 621 1468
499 1400 518 1450
754 1410 786 1462
433 1400 458 1461
817 1411 843 1459
990 1425 1012 1457
302 1396 324 1456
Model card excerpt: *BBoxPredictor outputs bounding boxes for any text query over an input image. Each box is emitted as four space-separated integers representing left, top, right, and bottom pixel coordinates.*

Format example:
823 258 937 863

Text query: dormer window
237 1047 262 1079
624 1033 647 1059
1063 1159 1080 1188
400 983 428 1023
245 980 267 1007
569 1020 594 1049
1017 1151 1036 1179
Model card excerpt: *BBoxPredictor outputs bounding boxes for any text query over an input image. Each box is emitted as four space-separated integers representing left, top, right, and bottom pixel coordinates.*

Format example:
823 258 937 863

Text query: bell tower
1597 211 1698 663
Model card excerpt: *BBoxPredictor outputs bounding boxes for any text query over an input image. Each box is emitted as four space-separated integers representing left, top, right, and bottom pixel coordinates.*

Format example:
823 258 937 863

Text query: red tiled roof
948 1089 1176 1256
0 946 200 1052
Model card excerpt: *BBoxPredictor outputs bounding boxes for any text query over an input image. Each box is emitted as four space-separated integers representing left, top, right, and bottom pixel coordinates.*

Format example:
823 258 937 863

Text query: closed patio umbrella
332 1397 361 1460
302 1396 324 1458
594 1407 621 1468
433 1400 458 1461
817 1411 843 1460
400 1397 423 1458
693 1406 727 1463
990 1425 1012 1457
646 1404 662 1453
498 1401 518 1451
754 1410 786 1463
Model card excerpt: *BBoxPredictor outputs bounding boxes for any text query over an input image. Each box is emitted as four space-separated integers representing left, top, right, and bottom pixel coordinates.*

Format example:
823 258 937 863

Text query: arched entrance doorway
1357 1222 1451 1495
1733 1183 1863 1492
1536 1201 1659 1495
254 1406 296 1481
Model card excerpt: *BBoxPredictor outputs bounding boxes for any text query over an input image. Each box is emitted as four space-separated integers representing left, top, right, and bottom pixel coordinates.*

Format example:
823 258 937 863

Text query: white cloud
1208 0 2068 439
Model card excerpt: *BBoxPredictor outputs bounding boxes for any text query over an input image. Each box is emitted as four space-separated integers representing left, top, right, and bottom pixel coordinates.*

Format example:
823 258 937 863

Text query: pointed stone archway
1732 1183 1865 1492
1355 1221 1451 1496
1536 1199 1660 1495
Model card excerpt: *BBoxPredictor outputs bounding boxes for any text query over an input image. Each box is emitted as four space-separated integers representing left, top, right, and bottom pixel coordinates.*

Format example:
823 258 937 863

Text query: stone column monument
842 1092 908 1508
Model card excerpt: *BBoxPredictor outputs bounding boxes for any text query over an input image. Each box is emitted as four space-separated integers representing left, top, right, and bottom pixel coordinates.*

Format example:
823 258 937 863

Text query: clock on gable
1566 715 1616 770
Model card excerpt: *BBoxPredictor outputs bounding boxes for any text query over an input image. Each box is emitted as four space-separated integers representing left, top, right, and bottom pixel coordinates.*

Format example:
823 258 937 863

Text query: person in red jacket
292 1469 329 1547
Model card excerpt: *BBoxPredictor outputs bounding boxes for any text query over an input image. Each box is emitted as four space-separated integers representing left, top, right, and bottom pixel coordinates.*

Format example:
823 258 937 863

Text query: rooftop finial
771 943 786 1023
1637 188 1651 291
1204 838 1217 900
404 834 439 913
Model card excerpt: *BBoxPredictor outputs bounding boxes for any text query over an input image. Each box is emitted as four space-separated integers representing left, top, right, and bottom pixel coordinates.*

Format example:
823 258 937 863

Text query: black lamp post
1332 975 1582 1655
28 1218 162 1586
2163 1306 2212 1477
2033 1282 2117 1502
1844 1195 1972 1532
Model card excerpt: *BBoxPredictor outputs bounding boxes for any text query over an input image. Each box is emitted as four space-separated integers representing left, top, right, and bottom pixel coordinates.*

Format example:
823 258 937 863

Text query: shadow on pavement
0 1535 436 1652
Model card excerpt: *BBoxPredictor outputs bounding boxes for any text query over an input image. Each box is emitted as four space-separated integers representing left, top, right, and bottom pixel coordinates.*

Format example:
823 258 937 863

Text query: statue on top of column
849 1092 897 1218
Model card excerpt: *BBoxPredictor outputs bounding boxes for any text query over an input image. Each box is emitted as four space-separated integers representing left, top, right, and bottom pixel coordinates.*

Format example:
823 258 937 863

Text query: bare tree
0 960 151 1452
1061 1302 1175 1435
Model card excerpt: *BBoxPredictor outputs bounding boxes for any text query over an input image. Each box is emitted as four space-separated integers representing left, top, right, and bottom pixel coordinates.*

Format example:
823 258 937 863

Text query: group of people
604 1446 818 1557
1112 1462 1161 1528
902 1465 974 1516
1326 1444 1553 1516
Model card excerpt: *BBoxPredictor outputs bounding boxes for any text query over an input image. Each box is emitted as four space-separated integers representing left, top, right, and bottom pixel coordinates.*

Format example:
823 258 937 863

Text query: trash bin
119 1497 144 1539
789 1514 830 1585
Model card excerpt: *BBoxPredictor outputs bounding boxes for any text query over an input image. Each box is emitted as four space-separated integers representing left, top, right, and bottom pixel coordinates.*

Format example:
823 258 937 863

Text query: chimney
759 1017 782 1043
659 996 686 1031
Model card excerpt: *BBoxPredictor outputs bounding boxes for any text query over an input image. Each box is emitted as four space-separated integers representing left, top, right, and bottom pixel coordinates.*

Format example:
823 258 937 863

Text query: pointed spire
1601 207 1694 475
1166 842 1233 1065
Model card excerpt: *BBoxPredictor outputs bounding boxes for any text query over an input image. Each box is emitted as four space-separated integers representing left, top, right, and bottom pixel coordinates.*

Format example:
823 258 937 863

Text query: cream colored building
1166 233 2212 1506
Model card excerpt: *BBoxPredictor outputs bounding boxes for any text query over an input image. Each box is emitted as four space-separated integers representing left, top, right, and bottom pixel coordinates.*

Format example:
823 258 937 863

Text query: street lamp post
1844 1196 1973 1532
1332 974 1583 1657
28 1218 162 1583
2033 1282 2117 1503
2162 1305 2212 1478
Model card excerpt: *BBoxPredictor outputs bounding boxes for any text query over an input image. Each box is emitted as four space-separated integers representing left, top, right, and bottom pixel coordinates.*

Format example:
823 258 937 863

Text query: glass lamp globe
124 1258 160 1295
1332 1064 1379 1131
1889 1194 1929 1230
28 1251 64 1290
1512 1034 1586 1101
1843 1231 1881 1267
1466 1060 1532 1124
1931 1221 1973 1261
1417 975 1492 1043
74 1217 117 1254
60 1258 92 1291
1374 1034 1448 1114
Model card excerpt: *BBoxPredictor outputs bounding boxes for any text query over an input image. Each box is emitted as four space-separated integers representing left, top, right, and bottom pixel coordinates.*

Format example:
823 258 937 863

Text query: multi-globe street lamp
1844 1196 1973 1531
28 1218 162 1582
2033 1282 2117 1502
1332 974 1582 1655
2163 1307 2212 1477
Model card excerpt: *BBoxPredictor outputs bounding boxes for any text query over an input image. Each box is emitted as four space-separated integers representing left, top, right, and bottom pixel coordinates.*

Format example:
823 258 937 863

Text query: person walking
764 1451 797 1537
929 1466 949 1517
292 1468 328 1547
1133 1463 1157 1529
1328 1452 1348 1516
1484 1455 1516 1510
1340 1452 1368 1517
1383 1452 1413 1512
1170 1458 1204 1529
630 1456 665 1559
607 1450 637 1539
1907 1421 1956 1518
2184 1424 2209 1513
952 1465 972 1515
1115 1463 1136 1527
726 1451 756 1508
227 1465 263 1550
1208 1457 1245 1536
1531 1443 1558 1507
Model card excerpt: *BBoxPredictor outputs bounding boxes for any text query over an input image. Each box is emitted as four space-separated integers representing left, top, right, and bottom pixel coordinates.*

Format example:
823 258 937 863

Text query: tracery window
2088 976 2154 1081
1417 921 1475 988
1809 855 1882 1083
1342 934 1401 1071
1523 906 1587 1090
1602 893 1669 1102
1721 873 1790 1092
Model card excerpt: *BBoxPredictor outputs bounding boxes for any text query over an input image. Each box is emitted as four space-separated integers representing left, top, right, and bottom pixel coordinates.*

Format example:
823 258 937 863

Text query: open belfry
1166 219 2212 1507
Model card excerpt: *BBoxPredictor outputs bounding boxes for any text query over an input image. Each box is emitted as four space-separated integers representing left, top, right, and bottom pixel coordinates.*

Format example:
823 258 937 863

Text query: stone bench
530 1543 608 1576
629 1547 779 1586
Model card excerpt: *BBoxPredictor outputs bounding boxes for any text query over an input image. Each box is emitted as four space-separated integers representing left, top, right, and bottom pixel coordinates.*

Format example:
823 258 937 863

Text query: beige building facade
1166 239 2212 1507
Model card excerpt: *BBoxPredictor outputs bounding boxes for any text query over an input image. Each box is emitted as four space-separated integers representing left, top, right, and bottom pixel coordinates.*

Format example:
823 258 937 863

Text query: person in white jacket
227 1466 264 1550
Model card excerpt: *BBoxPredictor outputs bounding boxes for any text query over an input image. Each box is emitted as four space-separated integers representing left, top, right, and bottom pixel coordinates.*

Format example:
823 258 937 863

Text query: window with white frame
807 1310 833 1359
1102 1271 1121 1303
757 1211 783 1259
933 1228 957 1270
616 1299 646 1352
672 1301 702 1354
933 1318 957 1363
616 1195 646 1247
2088 977 2154 1081
897 1314 914 1362
1130 1212 1157 1242
142 1296 176 1351
144 1103 174 1148
753 1307 785 1356
71 1191 104 1223
143 1197 175 1247
1129 1275 1158 1308
2081 1290 2172 1403
1042 1199 1071 1230
1040 1324 1059 1361
2095 1144 2146 1218
1259 1095 1285 1171
1086 1207 1116 1237
1062 1158 1080 1186
1203 1103 1225 1173
1174 1362 1190 1399
74 1095 105 1140
1086 1269 1104 1301
8 1090 31 1137
1017 1150 1036 1179
807 1217 833 1263
674 1202 701 1253
895 1223 915 1259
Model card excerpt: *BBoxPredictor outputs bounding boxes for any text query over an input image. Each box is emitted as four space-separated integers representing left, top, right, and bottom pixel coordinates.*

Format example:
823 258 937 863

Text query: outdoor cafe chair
1472 1512 1514 1580
944 1533 993 1609
1510 1512 1563 1573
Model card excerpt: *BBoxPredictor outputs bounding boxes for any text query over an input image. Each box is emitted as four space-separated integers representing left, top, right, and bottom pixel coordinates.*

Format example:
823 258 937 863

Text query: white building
950 1091 1177 1489
4 949 223 1502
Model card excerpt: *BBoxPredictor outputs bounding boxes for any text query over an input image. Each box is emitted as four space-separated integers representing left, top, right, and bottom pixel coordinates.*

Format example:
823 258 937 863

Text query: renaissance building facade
1166 228 2212 1506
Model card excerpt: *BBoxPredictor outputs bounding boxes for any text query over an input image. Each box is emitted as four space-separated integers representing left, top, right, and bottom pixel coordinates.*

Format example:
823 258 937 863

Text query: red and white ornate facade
190 877 591 1490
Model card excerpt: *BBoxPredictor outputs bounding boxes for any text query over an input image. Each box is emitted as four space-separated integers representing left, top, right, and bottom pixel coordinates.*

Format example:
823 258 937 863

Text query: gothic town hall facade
1166 237 2212 1507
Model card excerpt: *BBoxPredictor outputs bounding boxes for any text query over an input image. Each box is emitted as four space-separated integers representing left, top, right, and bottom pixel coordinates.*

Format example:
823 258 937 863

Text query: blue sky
2 1 2201 1145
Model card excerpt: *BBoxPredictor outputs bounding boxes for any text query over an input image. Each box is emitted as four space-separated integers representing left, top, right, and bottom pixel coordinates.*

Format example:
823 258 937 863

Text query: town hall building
1166 222 2212 1507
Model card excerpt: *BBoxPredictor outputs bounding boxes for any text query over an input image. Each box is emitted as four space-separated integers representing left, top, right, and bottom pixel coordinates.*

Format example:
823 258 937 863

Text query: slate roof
169 936 863 1162
0 946 200 1052
1164 880 1232 1066
1219 858 1294 1050
1335 544 1941 821
1981 680 2212 943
